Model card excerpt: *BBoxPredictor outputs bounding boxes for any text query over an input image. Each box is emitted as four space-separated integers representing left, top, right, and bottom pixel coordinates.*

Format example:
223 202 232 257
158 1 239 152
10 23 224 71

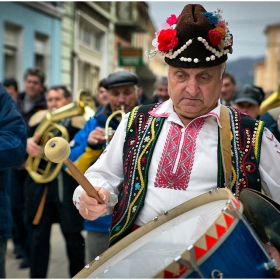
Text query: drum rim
73 188 239 279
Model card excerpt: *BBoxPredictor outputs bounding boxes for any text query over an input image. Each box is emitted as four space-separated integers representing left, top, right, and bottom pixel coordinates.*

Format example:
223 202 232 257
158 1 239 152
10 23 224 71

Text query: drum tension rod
174 245 205 278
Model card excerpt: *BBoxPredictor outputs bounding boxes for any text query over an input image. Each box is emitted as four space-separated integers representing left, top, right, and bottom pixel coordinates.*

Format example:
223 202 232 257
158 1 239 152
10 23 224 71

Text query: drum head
240 188 280 251
74 189 240 278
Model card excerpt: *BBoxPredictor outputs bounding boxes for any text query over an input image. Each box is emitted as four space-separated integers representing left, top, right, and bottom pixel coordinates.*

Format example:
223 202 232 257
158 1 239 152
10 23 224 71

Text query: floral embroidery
141 157 146 164
135 183 140 191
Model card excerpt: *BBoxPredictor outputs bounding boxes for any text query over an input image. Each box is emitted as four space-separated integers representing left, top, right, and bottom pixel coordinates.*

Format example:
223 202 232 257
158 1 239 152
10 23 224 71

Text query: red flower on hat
208 28 223 47
157 29 178 53
166 14 178 25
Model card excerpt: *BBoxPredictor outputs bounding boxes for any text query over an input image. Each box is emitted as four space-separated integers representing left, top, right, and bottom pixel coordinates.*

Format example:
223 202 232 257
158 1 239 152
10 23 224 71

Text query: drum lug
174 245 205 278
264 259 277 270
211 269 223 278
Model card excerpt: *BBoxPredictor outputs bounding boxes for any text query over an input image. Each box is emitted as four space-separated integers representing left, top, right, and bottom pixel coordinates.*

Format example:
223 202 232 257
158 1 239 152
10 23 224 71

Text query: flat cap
233 84 265 106
103 71 138 89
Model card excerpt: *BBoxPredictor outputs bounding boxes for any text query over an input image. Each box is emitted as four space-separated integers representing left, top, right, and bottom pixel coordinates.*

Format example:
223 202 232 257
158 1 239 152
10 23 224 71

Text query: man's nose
117 94 126 102
185 78 199 96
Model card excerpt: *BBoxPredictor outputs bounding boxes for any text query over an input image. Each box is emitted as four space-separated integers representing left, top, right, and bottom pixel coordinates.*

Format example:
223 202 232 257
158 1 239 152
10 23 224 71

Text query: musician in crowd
220 72 236 106
2 77 19 102
94 78 109 112
73 3 280 275
0 84 27 278
67 71 139 263
142 75 168 104
10 67 47 269
24 85 86 278
232 84 265 119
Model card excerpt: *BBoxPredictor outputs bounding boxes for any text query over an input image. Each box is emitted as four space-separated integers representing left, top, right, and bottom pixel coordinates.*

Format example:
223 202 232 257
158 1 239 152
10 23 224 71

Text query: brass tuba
25 89 96 183
105 105 125 145
259 85 280 116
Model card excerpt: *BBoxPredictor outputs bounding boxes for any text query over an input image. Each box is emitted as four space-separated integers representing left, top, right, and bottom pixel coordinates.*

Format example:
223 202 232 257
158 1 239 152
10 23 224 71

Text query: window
78 61 99 93
4 22 22 82
35 32 49 76
79 20 103 52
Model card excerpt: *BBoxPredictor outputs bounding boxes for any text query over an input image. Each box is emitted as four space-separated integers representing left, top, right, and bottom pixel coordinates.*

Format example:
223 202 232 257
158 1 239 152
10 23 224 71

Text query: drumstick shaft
64 158 104 204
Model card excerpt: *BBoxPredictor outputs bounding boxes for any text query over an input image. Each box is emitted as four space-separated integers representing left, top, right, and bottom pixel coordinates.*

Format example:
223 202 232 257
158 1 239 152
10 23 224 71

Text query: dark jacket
24 116 85 232
16 91 47 126
0 84 27 240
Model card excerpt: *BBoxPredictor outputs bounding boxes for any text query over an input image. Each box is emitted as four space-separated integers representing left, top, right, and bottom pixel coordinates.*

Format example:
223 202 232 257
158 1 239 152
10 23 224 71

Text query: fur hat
147 4 233 68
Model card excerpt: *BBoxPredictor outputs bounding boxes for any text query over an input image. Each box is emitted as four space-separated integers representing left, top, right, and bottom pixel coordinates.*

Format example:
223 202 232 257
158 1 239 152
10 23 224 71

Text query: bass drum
74 188 276 278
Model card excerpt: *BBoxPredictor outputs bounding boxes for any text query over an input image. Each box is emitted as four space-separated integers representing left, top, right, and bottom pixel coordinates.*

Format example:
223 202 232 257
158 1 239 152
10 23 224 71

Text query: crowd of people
2 2 280 279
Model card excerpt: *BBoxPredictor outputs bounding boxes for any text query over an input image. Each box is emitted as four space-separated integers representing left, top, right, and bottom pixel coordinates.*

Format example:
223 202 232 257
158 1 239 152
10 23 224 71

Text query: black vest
109 104 265 246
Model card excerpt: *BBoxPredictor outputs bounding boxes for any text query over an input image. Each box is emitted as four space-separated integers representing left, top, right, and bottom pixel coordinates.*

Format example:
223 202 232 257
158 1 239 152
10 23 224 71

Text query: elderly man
73 4 280 277
68 71 139 264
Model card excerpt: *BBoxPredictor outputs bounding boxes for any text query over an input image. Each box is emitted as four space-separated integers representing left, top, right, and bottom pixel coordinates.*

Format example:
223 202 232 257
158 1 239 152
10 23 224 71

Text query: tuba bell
25 89 96 183
105 105 125 145
259 85 280 116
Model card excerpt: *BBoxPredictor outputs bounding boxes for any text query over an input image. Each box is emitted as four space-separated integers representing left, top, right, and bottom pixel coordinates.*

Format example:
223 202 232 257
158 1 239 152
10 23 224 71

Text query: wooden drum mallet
44 136 104 204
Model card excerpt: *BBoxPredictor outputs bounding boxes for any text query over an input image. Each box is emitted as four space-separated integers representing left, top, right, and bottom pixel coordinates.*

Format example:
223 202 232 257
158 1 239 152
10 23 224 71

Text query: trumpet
105 105 125 145
25 89 96 183
259 86 280 116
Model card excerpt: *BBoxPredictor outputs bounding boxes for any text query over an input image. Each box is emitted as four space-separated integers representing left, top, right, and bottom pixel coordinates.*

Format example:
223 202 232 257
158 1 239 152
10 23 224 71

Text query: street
5 224 86 279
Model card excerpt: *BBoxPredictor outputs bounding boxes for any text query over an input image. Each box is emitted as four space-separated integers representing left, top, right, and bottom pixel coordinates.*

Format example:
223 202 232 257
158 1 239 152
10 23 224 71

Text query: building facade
0 2 63 90
1 2 166 99
254 23 280 94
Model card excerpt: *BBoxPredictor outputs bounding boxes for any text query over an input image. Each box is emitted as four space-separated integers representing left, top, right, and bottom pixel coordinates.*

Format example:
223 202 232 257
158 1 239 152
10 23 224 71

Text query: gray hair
154 75 168 88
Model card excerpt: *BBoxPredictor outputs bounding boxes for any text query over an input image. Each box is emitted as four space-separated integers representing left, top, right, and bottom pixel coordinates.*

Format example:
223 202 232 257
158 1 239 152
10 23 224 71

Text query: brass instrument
259 85 280 116
105 105 125 145
25 89 96 183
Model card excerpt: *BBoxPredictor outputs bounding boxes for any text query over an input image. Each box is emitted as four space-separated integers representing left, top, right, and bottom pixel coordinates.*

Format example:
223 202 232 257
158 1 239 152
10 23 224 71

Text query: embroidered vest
109 104 265 246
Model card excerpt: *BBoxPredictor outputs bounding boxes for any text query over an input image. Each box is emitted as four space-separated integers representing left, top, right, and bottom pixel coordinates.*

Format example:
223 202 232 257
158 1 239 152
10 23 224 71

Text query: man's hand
277 115 280 131
87 127 106 146
79 188 110 220
26 132 42 157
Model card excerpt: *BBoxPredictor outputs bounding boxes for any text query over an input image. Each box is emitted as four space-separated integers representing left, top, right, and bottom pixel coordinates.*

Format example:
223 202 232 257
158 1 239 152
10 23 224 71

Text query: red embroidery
155 119 205 190
141 157 146 164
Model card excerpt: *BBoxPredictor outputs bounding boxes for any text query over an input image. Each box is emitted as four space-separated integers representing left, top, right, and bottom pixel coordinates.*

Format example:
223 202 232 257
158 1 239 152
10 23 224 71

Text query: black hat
233 84 265 106
103 71 138 89
147 4 233 68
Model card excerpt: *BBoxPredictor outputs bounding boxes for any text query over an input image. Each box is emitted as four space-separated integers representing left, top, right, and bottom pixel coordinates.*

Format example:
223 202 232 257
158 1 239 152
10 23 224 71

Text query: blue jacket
0 84 27 240
70 104 119 232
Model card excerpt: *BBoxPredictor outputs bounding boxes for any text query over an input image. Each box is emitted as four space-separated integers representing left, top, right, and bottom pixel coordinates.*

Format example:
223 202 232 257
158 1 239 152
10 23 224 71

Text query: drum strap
220 105 232 189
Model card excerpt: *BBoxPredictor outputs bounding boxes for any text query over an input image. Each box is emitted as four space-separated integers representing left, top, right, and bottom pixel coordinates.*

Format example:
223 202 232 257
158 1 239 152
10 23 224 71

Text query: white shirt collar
149 98 222 128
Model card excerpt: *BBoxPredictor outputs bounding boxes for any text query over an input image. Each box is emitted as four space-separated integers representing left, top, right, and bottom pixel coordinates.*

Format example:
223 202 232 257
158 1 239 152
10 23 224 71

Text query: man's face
24 75 44 99
168 65 223 122
47 89 72 111
109 84 138 113
232 102 259 119
155 83 168 102
221 77 236 102
96 86 109 106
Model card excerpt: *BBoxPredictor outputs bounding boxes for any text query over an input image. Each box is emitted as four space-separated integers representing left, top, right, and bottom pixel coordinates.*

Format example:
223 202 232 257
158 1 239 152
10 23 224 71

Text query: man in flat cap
73 4 280 277
232 84 265 119
67 71 139 263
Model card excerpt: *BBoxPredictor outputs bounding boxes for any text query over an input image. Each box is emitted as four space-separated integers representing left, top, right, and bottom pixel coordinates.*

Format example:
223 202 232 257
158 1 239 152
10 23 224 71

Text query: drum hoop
73 188 240 279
